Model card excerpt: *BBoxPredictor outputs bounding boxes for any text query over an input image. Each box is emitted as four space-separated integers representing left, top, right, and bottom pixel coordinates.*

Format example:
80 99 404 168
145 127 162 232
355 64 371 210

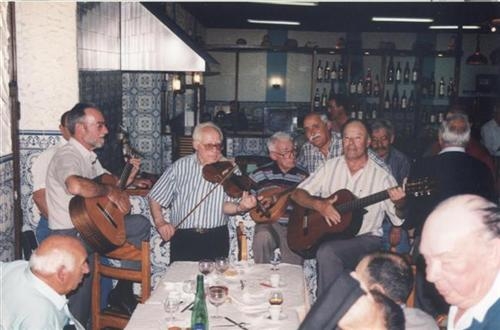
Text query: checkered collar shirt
297 132 343 173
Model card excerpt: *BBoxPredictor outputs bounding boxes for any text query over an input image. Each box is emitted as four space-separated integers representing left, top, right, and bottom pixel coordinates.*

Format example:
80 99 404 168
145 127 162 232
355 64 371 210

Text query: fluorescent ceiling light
247 19 301 26
372 17 433 23
429 25 481 30
249 0 318 6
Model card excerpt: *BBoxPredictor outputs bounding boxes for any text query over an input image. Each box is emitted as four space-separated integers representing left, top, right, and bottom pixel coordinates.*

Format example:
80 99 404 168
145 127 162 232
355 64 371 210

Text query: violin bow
159 163 238 247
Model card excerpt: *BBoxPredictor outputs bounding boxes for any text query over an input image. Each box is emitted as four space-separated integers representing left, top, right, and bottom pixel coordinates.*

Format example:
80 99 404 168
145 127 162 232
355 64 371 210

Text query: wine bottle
411 62 418 83
395 62 402 83
356 78 364 95
313 88 321 110
330 61 338 81
447 78 455 97
408 91 415 111
191 275 209 330
392 87 399 110
338 62 345 81
400 90 407 110
316 60 323 82
403 61 410 84
365 68 372 96
384 91 391 110
430 74 436 97
350 80 357 95
387 57 394 84
321 88 328 109
438 77 445 97
373 74 380 97
324 61 331 82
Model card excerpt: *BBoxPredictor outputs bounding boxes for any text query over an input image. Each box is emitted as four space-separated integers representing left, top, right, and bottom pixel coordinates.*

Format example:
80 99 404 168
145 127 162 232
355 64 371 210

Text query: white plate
265 312 288 321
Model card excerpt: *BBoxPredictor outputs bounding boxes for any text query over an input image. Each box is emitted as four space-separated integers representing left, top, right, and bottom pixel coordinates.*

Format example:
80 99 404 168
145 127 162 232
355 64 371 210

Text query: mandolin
249 186 296 223
287 178 434 258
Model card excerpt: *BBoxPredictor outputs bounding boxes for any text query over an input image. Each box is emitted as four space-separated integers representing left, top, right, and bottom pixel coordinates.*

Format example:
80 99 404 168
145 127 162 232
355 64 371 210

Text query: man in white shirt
420 194 500 330
291 119 405 295
480 103 500 158
1 235 88 330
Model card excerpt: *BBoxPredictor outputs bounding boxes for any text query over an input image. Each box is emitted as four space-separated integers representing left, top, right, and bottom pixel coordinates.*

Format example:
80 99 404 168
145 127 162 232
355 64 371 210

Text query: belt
179 226 224 234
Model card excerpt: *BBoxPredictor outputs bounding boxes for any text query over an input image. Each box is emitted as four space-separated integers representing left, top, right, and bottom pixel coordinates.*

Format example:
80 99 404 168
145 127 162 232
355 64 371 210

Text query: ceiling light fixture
429 25 480 30
372 17 433 23
249 0 318 6
466 34 488 65
247 19 301 26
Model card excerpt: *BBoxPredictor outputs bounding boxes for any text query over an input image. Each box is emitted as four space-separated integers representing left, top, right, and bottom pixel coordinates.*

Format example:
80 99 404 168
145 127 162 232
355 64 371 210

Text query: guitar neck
336 187 397 213
117 163 133 190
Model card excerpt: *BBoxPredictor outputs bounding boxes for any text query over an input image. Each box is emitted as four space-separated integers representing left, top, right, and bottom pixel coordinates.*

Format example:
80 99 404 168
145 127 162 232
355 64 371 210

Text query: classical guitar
69 160 133 254
249 186 296 223
287 178 434 258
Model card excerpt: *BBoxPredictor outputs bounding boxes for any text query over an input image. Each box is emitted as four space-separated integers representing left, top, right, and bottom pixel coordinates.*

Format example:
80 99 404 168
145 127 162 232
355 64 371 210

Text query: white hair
192 122 223 142
439 113 470 148
29 247 76 274
267 131 293 152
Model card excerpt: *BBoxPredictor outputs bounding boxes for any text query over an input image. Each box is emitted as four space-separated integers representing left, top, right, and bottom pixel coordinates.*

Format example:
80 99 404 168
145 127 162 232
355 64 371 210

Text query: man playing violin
291 119 406 296
45 102 151 326
250 132 308 265
148 122 257 262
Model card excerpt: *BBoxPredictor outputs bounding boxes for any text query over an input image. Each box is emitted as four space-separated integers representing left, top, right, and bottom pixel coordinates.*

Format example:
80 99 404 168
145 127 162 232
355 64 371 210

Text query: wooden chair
406 264 417 307
92 241 151 330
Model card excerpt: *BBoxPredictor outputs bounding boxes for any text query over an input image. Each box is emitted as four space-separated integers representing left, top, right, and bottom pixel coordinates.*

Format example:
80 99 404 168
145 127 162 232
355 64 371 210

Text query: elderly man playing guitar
290 119 406 297
45 102 151 327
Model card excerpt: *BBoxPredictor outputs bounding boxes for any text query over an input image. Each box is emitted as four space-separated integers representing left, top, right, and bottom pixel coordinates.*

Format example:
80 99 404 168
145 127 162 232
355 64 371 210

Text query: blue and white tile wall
0 156 15 261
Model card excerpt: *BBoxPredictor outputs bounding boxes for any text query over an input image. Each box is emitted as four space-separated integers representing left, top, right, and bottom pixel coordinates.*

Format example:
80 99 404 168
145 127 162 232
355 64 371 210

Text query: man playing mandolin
291 119 406 296
148 122 257 262
250 132 308 265
45 102 151 326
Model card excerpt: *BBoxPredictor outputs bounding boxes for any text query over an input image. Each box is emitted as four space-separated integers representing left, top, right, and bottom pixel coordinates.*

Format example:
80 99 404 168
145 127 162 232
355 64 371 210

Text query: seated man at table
148 122 257 262
250 132 308 265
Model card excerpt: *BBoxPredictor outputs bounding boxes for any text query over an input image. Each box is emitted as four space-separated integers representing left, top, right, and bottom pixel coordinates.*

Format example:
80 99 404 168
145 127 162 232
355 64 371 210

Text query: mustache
309 133 320 142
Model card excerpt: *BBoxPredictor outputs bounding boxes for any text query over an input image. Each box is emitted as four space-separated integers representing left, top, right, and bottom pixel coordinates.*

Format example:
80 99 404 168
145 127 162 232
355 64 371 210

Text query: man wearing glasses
250 132 308 265
148 122 257 262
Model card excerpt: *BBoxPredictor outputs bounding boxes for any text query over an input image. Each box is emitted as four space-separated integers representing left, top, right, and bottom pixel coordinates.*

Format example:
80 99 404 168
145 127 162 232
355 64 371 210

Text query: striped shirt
298 156 403 236
148 154 235 229
297 132 388 174
249 162 309 223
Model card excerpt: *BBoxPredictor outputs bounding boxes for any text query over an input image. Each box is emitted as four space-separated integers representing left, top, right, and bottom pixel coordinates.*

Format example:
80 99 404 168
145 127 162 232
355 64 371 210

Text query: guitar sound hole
97 203 118 228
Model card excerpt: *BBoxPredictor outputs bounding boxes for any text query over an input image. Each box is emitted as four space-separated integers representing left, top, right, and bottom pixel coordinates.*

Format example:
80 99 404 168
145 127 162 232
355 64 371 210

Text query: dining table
125 261 310 330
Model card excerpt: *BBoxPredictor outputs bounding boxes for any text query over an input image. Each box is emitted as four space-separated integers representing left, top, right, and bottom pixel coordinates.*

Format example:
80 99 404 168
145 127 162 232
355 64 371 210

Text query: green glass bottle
191 275 209 330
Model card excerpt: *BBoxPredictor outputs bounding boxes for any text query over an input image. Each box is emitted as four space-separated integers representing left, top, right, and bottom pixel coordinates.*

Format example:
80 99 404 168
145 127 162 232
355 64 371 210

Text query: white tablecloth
125 261 309 330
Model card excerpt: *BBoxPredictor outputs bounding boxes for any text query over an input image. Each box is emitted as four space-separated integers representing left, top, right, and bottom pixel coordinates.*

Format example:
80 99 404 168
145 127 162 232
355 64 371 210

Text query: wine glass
215 257 229 275
208 285 228 318
163 295 181 323
270 252 281 271
268 290 284 306
198 259 215 276
182 279 195 295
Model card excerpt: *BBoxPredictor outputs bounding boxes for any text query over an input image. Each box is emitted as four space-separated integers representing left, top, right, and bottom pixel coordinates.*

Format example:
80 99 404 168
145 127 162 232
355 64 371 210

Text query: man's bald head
420 195 500 309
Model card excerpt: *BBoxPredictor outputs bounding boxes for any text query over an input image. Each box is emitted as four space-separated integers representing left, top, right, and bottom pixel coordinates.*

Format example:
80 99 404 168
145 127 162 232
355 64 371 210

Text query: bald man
420 195 500 330
1 235 89 329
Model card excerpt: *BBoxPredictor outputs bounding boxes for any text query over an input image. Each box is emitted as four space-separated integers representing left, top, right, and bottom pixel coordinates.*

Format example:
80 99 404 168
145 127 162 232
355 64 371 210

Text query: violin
202 161 271 218
249 186 296 223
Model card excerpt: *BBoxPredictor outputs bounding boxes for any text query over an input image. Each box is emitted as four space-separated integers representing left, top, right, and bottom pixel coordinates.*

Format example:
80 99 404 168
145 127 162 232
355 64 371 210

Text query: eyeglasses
201 143 223 151
273 149 296 158
371 136 390 144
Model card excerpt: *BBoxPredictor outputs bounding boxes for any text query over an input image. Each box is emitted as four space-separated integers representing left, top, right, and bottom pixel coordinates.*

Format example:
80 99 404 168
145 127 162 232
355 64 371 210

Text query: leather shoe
106 288 138 316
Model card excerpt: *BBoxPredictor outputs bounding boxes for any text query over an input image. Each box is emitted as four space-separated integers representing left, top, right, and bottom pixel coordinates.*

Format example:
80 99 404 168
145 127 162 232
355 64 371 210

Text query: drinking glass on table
163 295 181 323
198 259 215 276
268 290 284 306
270 252 281 271
215 257 229 275
208 285 228 318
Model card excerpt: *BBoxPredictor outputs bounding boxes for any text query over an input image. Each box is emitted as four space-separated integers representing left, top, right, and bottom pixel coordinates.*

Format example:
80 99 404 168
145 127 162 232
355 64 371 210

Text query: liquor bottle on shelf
395 62 402 83
373 74 380 97
429 74 436 97
350 80 357 95
324 61 331 82
350 104 356 119
438 77 446 97
403 61 410 84
447 78 455 97
384 91 391 111
356 78 364 95
329 84 335 99
364 68 372 96
191 274 209 330
400 90 408 110
316 60 323 82
411 62 418 83
313 88 321 110
331 61 338 81
408 91 415 111
392 87 399 111
356 104 364 120
321 88 328 109
387 57 394 84
338 62 345 81
371 103 378 119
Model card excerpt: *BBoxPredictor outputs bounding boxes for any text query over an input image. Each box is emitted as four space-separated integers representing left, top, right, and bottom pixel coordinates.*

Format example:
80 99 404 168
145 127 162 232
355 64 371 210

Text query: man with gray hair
404 113 497 317
420 195 500 329
1 235 89 329
250 132 308 265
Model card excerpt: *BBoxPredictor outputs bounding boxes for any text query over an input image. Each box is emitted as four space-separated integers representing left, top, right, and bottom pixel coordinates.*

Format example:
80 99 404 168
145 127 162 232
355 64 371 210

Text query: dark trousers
170 225 229 262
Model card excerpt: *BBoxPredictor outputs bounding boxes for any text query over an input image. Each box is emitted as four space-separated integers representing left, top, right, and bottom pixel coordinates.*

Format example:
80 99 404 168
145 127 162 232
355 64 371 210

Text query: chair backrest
92 241 151 330
406 264 417 308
